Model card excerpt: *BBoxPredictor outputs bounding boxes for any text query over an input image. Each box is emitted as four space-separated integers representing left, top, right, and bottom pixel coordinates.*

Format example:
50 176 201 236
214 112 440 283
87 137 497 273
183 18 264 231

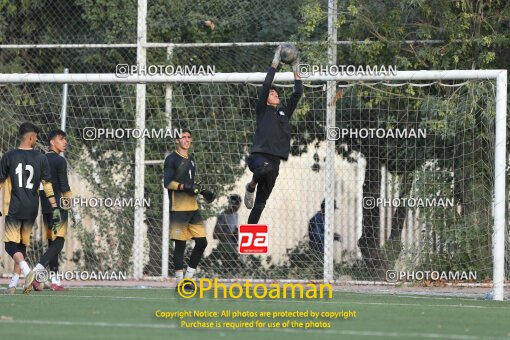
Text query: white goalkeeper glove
271 45 282 68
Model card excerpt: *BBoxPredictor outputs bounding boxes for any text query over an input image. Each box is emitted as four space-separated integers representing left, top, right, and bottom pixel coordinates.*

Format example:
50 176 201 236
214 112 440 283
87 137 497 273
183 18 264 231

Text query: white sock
176 271 184 283
19 261 31 276
50 272 60 285
9 274 19 288
34 263 45 272
184 267 196 279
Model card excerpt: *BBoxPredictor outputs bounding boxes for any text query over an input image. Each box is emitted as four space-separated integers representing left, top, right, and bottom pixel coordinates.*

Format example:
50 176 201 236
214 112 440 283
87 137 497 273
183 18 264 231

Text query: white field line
64 286 493 302
3 292 509 310
0 319 501 340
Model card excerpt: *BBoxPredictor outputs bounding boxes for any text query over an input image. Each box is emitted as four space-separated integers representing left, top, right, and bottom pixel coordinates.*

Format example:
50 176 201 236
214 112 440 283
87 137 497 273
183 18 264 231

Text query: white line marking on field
0 319 177 330
3 291 508 310
0 319 502 339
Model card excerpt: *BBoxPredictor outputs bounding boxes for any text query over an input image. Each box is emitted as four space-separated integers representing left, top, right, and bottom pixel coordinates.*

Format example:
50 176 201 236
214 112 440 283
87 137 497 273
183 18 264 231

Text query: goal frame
0 69 506 300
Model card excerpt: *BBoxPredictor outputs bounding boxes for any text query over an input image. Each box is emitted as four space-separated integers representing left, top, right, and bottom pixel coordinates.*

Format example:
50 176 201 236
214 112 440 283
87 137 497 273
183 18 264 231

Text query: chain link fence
0 0 509 291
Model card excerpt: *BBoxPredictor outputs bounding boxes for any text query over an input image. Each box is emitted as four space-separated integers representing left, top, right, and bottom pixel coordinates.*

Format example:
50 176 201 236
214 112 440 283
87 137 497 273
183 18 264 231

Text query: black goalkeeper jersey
163 151 199 212
0 148 51 220
40 152 71 214
250 66 303 160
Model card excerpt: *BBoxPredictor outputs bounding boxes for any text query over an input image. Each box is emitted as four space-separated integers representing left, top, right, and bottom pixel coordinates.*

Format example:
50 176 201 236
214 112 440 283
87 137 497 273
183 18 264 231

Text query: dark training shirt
163 151 199 212
0 149 51 219
40 152 71 214
250 67 303 160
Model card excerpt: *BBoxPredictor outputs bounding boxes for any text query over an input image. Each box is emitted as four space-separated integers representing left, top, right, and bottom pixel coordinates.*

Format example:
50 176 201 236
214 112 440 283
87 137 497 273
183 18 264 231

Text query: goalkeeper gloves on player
51 207 63 234
182 182 202 195
272 45 282 68
182 182 215 203
200 190 216 204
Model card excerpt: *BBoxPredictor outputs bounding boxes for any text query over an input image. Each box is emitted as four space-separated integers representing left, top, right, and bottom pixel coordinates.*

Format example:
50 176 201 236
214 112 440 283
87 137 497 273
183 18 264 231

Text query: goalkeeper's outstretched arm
255 68 277 114
286 52 303 118
255 45 282 114
286 76 303 118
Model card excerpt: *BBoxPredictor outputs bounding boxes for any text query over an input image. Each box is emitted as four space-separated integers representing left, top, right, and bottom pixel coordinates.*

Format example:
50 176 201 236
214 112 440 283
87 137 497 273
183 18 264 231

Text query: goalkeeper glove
200 190 216 204
271 45 282 68
291 55 300 74
182 182 202 195
51 207 62 234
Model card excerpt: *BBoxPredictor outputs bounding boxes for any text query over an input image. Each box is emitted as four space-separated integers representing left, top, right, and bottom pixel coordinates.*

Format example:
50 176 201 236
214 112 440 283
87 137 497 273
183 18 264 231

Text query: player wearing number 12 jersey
0 122 61 295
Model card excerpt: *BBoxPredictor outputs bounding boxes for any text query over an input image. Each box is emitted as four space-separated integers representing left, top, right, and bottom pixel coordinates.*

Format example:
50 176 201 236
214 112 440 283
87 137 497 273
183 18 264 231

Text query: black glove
200 190 216 204
51 207 62 234
182 182 201 195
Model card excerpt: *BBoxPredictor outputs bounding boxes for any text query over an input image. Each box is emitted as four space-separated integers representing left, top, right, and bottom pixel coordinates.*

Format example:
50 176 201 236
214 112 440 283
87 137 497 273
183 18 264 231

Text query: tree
294 0 510 277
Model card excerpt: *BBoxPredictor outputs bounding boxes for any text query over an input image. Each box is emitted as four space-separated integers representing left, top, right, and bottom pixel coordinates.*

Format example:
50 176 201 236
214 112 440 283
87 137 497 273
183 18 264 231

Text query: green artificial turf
1 287 509 340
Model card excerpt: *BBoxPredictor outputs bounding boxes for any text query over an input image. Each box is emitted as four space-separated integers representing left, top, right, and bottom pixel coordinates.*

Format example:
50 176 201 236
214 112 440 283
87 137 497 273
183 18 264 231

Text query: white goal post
0 70 506 300
0 70 507 83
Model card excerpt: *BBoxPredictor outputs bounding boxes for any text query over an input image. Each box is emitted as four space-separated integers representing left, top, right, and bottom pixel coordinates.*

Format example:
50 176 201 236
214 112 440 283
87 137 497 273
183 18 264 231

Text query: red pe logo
238 224 268 254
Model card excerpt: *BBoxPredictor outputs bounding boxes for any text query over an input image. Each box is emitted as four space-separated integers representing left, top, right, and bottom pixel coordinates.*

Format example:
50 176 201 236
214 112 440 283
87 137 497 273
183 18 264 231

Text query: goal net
0 71 506 299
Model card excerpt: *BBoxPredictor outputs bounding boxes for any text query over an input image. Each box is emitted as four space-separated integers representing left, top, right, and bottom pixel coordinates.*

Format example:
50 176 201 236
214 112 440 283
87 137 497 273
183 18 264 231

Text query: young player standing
164 128 215 291
1 122 61 295
244 45 303 223
32 129 72 291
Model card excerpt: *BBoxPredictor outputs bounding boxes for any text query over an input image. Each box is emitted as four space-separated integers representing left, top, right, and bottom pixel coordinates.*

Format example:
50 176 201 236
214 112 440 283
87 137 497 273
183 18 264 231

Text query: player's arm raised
256 45 282 114
286 55 303 118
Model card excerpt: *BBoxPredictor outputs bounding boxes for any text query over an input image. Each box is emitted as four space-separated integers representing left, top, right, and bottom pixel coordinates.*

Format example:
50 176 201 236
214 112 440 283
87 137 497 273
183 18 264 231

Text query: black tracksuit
247 66 303 224
250 67 303 160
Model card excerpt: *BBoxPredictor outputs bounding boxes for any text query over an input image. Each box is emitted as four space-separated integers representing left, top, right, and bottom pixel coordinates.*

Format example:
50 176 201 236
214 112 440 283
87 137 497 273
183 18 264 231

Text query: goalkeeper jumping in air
164 128 215 291
244 45 302 223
